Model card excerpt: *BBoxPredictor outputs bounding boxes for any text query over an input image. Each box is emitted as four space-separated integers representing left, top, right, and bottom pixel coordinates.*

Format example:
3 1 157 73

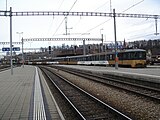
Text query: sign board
2 47 20 51
12 47 20 51
2 47 10 51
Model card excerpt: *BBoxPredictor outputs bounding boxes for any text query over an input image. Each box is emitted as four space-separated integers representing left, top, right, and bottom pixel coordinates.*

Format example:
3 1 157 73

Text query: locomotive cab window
109 54 113 60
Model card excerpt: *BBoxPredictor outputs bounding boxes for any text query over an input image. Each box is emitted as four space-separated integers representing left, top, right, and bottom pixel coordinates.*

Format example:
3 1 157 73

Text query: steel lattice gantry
0 10 160 19
22 38 102 42
0 42 22 45
22 37 103 57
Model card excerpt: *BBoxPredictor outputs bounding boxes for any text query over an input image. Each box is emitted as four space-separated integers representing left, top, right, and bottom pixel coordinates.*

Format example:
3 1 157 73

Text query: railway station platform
0 65 63 120
58 65 160 83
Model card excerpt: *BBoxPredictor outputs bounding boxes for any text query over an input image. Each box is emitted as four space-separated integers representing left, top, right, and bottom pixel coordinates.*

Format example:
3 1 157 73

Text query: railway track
40 66 132 120
50 65 160 102
0 65 13 72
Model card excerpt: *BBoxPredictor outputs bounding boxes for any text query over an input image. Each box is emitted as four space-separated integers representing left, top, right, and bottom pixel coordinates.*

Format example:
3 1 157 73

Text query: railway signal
48 46 51 54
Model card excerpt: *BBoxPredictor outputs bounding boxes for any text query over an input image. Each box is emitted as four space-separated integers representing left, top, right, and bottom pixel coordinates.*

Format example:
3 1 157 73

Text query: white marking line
39 68 65 120
33 67 46 120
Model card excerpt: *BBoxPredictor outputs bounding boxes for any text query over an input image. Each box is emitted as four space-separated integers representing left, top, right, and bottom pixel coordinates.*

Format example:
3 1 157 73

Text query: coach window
85 56 87 61
128 53 131 60
111 54 113 60
118 53 123 60
92 55 95 61
95 55 98 61
87 56 89 61
123 53 127 60
106 55 109 60
143 52 146 59
109 54 113 60
72 58 74 61
130 52 134 59
139 52 144 59
112 54 115 60
86 56 89 61
82 57 84 61
100 55 104 60
86 56 88 61
134 52 138 59
90 56 92 61
111 55 114 60
102 55 105 60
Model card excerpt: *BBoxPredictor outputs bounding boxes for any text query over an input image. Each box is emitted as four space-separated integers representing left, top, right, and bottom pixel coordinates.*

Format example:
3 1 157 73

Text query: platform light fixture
16 32 24 67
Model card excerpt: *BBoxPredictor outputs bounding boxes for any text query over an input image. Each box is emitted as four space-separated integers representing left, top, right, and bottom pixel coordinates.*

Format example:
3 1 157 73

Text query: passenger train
27 49 147 68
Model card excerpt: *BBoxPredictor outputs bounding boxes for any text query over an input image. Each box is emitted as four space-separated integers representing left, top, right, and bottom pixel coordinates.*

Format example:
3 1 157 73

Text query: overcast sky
0 0 160 53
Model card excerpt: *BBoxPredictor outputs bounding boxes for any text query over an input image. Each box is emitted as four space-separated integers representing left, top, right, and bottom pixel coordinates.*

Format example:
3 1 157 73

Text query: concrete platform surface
0 66 63 120
58 65 160 83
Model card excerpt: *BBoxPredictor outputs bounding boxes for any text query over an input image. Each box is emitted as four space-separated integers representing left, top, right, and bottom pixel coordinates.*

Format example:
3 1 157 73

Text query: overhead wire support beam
115 13 159 19
0 10 160 19
11 11 111 17
0 42 22 44
22 38 102 42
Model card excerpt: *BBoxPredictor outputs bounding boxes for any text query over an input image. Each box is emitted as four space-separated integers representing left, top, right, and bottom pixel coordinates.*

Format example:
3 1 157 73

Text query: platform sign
2 47 20 51
12 47 20 51
2 47 10 51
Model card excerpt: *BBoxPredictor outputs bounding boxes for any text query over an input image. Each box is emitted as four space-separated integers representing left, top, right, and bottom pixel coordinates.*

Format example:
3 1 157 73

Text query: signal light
49 46 51 54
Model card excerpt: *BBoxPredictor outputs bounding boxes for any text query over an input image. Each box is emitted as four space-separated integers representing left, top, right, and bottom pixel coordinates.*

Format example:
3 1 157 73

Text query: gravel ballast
52 68 160 120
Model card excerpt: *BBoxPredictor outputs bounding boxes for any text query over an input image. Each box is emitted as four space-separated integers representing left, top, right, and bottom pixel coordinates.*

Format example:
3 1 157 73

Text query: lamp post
21 37 24 68
16 32 23 41
16 32 24 67
81 33 90 55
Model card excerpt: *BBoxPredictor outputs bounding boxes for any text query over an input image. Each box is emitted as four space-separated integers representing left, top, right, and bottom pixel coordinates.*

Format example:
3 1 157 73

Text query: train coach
27 49 147 68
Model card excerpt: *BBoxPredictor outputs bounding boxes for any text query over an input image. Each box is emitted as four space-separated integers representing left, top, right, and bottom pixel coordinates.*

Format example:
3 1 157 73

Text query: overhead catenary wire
82 0 145 36
72 0 111 36
94 0 110 12
58 0 65 10
52 18 66 36
47 0 65 36
127 33 156 41
84 19 111 34
122 0 144 12
122 0 159 41
79 0 112 36
127 22 155 39
52 0 78 37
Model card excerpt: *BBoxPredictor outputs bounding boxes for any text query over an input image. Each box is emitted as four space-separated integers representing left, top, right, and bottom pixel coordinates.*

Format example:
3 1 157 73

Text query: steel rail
51 66 160 102
41 67 86 120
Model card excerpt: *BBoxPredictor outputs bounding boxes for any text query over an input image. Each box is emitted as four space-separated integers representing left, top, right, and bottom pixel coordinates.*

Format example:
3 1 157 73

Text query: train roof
123 49 146 52
52 49 146 59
